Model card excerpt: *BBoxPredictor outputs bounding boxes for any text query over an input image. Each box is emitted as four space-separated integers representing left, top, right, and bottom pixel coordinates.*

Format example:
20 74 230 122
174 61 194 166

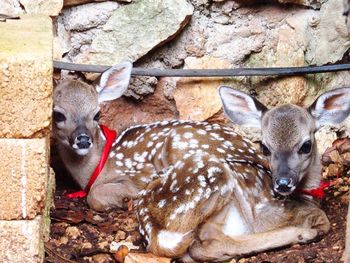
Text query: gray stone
20 0 63 16
0 0 24 16
278 0 325 9
305 0 350 65
0 0 63 16
55 2 119 60
59 2 119 31
124 76 158 100
228 0 325 9
76 0 194 65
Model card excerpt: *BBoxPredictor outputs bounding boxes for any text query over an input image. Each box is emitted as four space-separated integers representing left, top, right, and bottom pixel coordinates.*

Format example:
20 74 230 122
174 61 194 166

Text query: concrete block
0 216 46 263
0 138 50 220
0 15 53 138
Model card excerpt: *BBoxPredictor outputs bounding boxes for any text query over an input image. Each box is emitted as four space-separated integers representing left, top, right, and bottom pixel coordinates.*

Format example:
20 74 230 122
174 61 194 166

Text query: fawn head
219 86 350 196
53 62 132 156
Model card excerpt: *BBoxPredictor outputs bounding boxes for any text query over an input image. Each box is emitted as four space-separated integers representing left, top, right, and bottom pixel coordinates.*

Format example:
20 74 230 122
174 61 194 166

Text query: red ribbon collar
66 125 117 199
296 180 331 199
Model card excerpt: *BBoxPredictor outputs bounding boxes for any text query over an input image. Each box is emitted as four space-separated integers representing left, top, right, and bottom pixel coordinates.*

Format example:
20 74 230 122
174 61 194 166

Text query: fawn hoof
297 229 318 243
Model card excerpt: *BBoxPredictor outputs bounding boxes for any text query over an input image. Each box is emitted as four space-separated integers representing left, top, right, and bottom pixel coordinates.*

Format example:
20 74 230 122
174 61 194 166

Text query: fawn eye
260 143 271 156
93 111 101 122
53 111 66 122
298 140 312 154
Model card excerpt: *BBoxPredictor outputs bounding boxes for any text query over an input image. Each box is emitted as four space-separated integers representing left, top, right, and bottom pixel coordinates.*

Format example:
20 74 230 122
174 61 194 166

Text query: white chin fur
274 185 296 196
75 148 90 156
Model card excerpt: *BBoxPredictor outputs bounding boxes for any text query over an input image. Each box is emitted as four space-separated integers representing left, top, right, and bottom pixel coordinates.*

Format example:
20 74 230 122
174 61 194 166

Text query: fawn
53 62 350 262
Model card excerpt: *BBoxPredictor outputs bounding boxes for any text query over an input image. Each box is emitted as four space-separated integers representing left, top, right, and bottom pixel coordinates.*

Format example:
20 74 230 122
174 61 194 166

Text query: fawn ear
309 87 350 129
219 86 267 129
96 61 132 103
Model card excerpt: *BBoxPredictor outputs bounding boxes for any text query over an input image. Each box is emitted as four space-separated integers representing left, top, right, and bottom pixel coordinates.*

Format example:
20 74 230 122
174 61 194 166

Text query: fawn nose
274 177 293 193
76 134 91 149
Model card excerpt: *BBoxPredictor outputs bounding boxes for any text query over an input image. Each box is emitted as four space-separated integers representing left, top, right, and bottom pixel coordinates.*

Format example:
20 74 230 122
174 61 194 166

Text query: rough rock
55 2 119 60
0 0 63 16
174 56 244 121
124 76 158 100
278 0 324 9
204 7 268 64
100 81 178 132
316 126 339 155
298 0 349 66
244 2 350 105
76 0 194 65
20 0 63 16
227 0 324 9
63 0 123 7
0 0 25 16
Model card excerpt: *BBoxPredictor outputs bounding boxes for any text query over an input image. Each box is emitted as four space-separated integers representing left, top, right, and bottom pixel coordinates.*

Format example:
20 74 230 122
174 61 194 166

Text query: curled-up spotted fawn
137 87 350 262
53 62 350 262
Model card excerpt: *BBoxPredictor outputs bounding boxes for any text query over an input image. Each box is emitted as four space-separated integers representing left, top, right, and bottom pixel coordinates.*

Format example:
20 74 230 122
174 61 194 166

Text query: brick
0 168 55 263
0 216 46 263
0 15 53 138
0 138 50 220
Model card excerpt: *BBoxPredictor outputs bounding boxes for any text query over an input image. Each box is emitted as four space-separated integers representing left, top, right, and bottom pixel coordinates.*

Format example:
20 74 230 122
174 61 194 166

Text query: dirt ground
45 139 350 263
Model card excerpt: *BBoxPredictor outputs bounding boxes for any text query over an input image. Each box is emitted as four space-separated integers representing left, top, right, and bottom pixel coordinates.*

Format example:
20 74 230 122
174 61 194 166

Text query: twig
44 243 77 263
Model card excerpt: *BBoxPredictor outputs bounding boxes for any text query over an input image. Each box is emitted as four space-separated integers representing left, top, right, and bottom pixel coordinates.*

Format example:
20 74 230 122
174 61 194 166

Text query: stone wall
0 14 55 263
0 1 348 261
51 0 350 151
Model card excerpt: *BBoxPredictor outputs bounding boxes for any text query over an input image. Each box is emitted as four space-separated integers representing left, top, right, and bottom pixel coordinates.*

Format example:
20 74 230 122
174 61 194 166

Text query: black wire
53 60 350 77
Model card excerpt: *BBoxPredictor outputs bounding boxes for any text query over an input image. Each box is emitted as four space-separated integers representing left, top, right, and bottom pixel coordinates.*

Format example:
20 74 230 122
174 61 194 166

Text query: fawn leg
188 226 319 262
87 181 138 211
188 206 329 262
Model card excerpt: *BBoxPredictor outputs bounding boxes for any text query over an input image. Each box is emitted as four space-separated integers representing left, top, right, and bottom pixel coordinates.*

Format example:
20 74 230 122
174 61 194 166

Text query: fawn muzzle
70 126 93 155
272 155 298 196
274 177 295 195
76 134 91 149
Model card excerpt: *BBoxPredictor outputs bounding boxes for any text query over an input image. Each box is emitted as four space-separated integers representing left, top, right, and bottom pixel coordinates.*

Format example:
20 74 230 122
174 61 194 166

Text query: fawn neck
58 127 105 189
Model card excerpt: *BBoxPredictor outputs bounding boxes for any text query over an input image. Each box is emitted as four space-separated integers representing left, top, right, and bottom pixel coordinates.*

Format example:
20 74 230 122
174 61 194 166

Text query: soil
45 139 350 263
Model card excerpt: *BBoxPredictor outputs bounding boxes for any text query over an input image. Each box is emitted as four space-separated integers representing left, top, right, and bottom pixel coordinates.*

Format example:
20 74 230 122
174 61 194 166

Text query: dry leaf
114 245 129 263
342 152 350 165
325 164 343 178
329 150 342 164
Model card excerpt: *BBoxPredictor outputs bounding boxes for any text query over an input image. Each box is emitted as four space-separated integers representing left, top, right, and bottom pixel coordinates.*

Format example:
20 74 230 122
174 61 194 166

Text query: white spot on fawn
158 199 166 208
157 231 189 252
115 153 124 160
183 132 193 139
172 141 188 150
223 205 248 237
197 129 207 135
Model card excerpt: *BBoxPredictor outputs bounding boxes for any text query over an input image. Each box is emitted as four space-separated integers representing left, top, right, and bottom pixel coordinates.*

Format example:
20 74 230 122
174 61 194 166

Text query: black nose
76 135 91 149
275 177 292 192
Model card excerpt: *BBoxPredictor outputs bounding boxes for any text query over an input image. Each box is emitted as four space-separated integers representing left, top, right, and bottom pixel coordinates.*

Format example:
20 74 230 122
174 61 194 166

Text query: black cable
53 60 350 77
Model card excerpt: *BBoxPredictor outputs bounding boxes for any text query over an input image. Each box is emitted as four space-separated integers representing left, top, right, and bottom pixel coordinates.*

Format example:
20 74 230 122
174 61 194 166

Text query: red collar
66 125 117 199
296 181 330 199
